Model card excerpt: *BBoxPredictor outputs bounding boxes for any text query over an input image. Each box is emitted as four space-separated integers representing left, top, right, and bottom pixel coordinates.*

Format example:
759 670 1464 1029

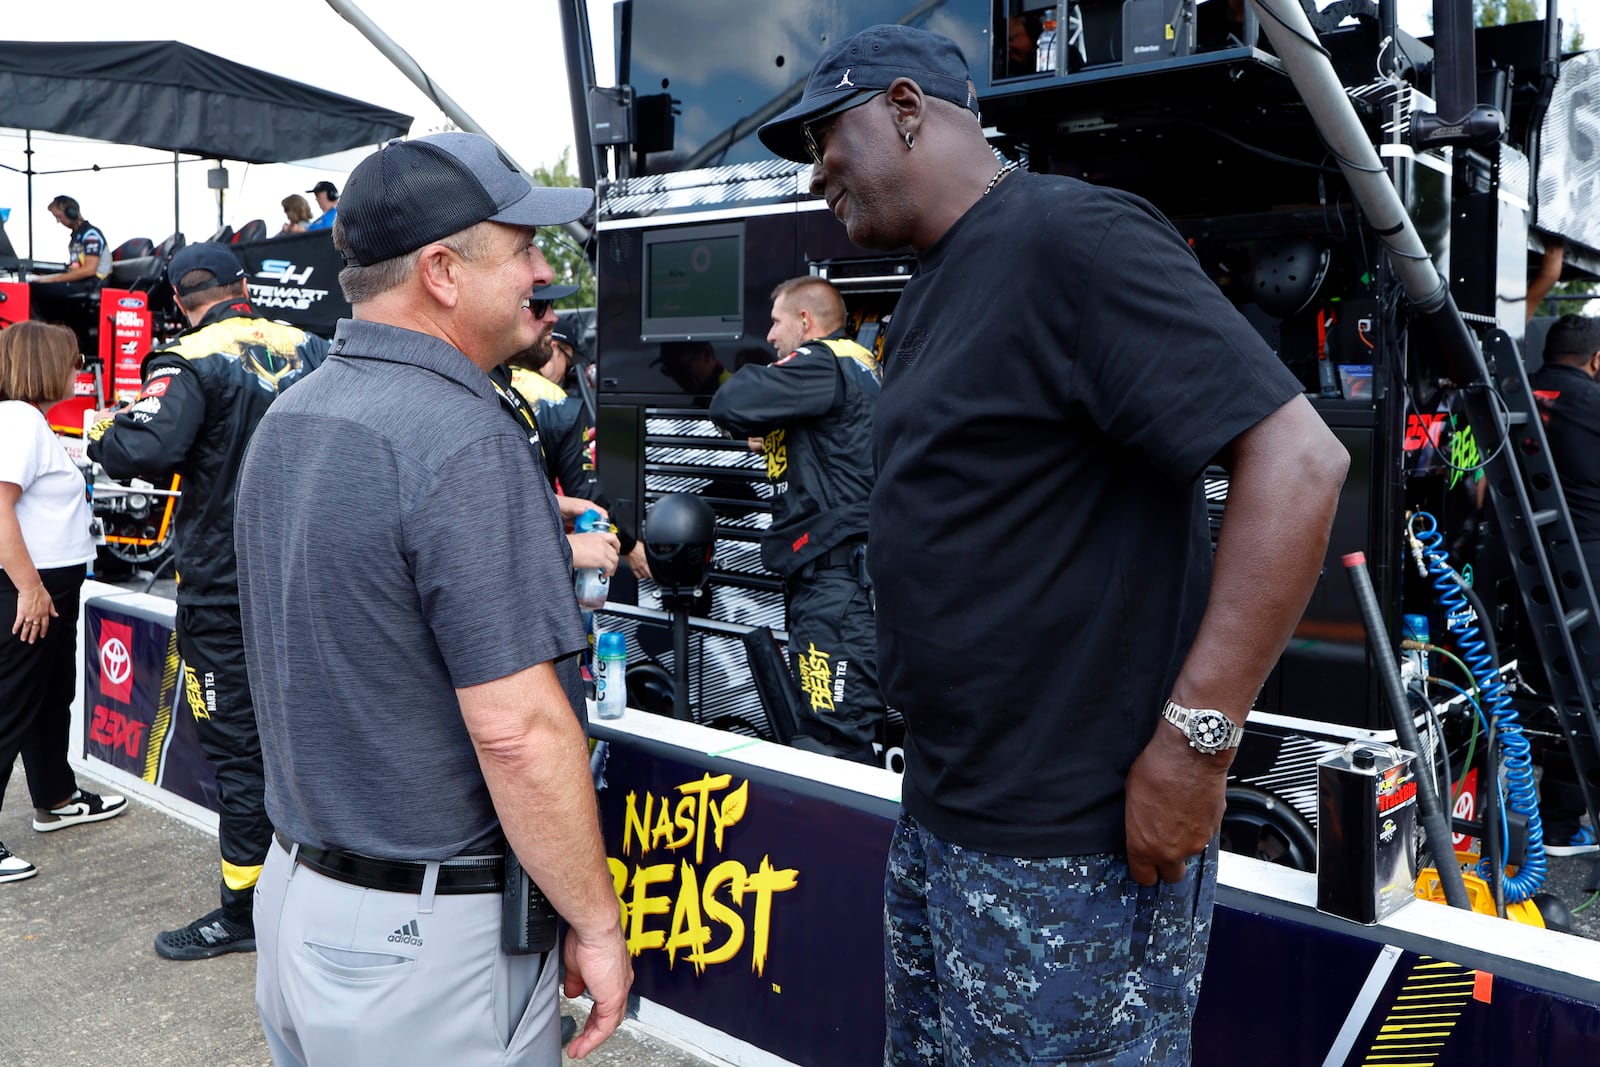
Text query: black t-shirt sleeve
1074 208 1303 481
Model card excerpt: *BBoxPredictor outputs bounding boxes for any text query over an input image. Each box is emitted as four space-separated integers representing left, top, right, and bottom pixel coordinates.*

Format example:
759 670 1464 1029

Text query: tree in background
1474 0 1584 49
531 148 597 307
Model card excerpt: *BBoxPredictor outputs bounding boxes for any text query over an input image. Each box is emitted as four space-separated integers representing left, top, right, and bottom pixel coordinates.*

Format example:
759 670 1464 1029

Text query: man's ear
416 245 462 308
885 77 926 141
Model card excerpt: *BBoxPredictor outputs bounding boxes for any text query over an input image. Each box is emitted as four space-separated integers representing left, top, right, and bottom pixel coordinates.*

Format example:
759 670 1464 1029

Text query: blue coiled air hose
1408 511 1546 902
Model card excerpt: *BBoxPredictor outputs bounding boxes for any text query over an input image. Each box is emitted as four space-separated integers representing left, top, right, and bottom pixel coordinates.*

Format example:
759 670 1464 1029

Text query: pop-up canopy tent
0 39 412 258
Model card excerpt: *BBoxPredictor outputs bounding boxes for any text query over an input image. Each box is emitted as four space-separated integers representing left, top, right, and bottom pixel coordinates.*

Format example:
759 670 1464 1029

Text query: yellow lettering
665 861 713 971
698 860 748 968
677 772 732 863
797 643 836 714
623 791 651 857
744 857 799 977
650 799 679 851
763 430 787 480
673 796 698 852
626 863 674 955
607 857 630 929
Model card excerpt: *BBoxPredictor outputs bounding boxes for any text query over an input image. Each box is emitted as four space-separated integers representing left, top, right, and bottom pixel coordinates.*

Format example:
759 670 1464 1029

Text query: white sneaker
0 842 38 883
33 788 129 832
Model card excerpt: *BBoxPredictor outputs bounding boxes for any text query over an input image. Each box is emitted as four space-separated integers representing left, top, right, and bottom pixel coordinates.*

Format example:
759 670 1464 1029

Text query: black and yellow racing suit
708 332 885 763
88 299 327 919
489 363 638 555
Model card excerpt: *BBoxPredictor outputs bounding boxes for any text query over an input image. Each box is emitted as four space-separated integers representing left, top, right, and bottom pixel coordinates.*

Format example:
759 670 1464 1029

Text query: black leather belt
275 831 504 895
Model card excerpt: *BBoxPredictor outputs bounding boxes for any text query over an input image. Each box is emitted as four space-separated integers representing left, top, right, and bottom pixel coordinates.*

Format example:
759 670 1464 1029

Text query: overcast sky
1 0 1592 263
1 0 617 261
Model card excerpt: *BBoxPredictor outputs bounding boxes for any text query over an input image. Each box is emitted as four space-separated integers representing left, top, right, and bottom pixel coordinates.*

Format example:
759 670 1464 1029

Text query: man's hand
558 495 605 524
625 541 652 580
568 531 620 576
746 436 764 453
1124 722 1230 886
562 923 633 1058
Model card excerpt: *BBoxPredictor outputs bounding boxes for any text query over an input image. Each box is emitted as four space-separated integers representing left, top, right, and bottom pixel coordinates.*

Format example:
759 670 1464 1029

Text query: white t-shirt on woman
0 400 95 571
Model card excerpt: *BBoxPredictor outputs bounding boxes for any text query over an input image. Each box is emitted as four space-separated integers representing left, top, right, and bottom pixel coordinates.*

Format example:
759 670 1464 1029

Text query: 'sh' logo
834 68 854 89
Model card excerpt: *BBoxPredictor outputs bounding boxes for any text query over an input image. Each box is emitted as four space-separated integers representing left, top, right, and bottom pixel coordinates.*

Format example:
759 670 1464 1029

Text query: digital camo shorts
884 812 1218 1066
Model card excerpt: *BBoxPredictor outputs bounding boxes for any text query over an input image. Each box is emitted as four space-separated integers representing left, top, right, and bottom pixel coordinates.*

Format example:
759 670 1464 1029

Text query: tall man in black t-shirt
760 25 1350 1065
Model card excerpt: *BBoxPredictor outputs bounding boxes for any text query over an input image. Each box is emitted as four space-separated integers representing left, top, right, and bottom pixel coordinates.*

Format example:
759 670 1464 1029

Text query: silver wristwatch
1161 700 1244 756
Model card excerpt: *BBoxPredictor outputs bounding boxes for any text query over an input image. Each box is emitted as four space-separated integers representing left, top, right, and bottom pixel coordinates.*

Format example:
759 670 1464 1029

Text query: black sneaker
33 788 129 832
154 907 256 960
0 842 38 883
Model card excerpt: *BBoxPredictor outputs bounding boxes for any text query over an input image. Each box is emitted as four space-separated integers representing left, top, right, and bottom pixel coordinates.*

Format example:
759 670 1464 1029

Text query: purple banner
596 740 894 1066
83 602 217 811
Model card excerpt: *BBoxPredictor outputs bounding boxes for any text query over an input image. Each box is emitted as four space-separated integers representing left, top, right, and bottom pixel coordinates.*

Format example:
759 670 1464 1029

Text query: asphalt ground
0 763 719 1067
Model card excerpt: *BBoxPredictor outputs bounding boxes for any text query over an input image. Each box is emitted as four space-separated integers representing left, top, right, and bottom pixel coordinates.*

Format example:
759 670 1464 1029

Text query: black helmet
644 493 716 591
1250 237 1331 318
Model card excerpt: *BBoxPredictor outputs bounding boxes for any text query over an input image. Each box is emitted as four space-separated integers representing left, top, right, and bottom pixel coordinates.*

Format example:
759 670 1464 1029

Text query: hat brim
491 185 595 229
758 83 877 163
532 284 580 301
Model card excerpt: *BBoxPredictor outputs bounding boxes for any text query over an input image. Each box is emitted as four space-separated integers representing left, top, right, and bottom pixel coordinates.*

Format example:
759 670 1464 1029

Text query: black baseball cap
307 180 339 198
168 243 246 297
336 132 595 267
550 312 586 356
532 284 579 302
758 25 979 163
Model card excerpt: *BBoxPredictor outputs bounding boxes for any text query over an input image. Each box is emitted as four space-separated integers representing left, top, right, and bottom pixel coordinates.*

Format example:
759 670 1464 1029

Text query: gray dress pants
254 838 558 1065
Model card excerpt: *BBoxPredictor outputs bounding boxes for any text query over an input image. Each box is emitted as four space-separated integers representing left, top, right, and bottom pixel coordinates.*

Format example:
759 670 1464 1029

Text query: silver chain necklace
984 161 1020 196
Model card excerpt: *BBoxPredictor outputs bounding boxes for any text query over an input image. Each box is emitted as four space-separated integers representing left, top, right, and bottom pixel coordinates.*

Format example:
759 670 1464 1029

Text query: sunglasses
802 90 885 165
528 299 553 319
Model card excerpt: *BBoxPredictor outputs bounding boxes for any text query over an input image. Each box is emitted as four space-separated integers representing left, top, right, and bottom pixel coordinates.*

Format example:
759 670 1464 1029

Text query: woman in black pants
0 321 126 883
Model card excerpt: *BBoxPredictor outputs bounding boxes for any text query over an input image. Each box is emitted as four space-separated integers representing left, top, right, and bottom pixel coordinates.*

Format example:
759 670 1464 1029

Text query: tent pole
26 129 35 266
173 151 180 244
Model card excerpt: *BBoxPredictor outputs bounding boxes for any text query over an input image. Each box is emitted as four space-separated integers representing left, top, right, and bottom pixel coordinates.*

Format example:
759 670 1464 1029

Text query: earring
904 132 915 150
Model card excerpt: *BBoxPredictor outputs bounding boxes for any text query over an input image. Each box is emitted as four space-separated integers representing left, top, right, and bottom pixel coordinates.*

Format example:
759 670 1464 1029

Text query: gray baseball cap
337 132 594 266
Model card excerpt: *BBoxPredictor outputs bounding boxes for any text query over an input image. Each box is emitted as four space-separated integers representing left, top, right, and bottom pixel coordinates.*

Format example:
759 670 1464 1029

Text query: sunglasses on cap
802 90 886 165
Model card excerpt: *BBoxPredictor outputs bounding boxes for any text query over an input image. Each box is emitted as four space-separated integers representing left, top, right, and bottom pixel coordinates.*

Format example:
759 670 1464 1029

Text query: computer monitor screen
641 222 744 342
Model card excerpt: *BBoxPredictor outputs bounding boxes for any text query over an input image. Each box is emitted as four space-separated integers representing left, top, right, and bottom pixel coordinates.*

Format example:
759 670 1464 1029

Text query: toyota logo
101 637 132 688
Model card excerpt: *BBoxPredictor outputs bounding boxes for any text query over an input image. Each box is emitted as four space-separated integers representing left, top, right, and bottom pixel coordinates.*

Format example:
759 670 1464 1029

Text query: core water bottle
573 508 611 610
595 632 627 720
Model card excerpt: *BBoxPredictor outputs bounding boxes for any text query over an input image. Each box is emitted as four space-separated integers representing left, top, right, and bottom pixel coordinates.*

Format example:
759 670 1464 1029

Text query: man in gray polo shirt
235 132 630 1066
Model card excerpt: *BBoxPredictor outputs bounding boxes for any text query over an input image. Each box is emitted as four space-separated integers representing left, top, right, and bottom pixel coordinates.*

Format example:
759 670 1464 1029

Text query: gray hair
334 218 498 305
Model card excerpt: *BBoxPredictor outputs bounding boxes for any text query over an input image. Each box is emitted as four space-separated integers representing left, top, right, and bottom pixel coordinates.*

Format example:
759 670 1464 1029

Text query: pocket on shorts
1129 860 1202 992
301 941 416 983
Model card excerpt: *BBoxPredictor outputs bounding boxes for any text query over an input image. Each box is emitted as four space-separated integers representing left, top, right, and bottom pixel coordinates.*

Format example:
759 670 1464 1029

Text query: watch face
1188 709 1235 753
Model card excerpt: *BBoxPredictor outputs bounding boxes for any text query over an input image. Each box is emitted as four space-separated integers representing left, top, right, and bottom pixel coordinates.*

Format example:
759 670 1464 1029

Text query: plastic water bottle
573 508 610 610
595 632 627 720
1036 14 1058 74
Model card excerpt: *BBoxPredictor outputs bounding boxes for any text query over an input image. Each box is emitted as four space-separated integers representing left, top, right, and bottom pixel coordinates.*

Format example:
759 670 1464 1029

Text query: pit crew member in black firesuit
87 242 327 960
30 195 111 353
708 276 884 764
1530 313 1600 854
490 290 649 580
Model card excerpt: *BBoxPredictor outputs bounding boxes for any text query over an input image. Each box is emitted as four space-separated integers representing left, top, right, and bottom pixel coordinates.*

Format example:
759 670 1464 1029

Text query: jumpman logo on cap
834 68 855 89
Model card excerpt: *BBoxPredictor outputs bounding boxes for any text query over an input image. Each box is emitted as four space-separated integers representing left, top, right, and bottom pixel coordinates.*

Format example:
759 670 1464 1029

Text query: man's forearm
466 667 619 939
1170 396 1349 720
